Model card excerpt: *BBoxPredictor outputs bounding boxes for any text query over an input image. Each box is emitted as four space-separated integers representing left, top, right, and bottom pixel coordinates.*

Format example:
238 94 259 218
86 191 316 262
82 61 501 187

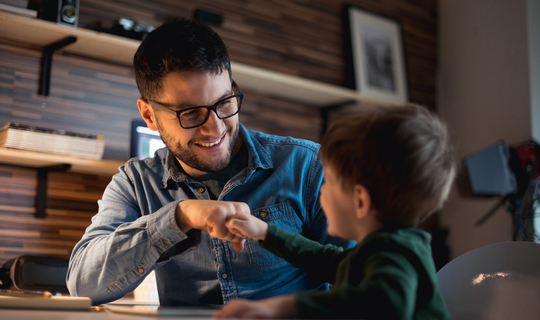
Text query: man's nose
199 110 225 135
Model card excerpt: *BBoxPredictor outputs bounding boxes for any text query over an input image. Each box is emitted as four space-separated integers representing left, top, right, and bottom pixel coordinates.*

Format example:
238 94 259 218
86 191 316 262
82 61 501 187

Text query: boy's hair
320 105 456 227
133 18 232 101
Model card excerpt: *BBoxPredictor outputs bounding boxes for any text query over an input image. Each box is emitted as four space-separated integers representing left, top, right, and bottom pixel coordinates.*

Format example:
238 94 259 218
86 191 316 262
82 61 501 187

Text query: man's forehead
158 70 232 105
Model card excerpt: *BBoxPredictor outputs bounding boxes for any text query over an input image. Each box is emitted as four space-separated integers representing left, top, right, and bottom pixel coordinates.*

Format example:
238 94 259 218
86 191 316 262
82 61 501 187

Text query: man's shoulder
121 148 167 177
247 129 320 153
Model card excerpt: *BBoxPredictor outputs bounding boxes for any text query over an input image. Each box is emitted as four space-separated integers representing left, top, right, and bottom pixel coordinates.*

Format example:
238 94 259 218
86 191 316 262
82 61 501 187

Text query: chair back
437 241 540 320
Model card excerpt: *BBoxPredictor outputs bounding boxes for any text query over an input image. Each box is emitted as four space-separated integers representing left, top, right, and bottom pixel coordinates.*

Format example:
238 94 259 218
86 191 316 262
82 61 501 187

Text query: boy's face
320 164 358 240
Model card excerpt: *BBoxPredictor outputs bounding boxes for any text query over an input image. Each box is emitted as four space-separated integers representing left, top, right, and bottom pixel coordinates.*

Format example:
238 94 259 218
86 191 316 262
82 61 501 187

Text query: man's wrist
175 201 192 233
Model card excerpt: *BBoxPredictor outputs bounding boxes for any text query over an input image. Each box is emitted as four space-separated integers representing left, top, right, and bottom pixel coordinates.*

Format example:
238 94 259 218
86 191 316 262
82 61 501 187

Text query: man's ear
137 98 159 131
353 184 372 220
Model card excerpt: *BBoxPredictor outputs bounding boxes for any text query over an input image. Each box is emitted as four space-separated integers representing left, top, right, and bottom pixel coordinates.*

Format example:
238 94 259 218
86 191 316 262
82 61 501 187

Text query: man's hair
133 18 231 101
320 105 456 227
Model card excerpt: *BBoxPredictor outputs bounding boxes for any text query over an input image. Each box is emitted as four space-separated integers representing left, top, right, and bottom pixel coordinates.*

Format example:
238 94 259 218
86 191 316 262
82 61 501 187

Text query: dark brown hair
133 18 232 101
320 105 456 227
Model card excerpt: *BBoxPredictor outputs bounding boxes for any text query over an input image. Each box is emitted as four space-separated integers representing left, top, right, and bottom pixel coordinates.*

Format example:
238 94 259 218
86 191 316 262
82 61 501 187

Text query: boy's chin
328 226 354 241
327 228 339 238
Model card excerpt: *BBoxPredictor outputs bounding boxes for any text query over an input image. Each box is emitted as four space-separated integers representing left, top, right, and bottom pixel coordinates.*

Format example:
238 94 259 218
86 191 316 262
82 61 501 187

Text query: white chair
437 241 540 320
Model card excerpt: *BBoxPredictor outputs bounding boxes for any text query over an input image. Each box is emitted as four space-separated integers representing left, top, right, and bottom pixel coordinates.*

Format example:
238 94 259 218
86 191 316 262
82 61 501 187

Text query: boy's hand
214 295 296 319
175 200 248 252
225 210 269 242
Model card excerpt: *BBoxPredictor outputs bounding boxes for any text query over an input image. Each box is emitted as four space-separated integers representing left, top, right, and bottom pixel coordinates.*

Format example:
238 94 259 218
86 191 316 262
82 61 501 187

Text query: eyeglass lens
179 95 242 128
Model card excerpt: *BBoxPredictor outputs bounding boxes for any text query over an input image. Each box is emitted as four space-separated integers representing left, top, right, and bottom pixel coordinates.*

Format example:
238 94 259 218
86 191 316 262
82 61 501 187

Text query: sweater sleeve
294 249 419 319
259 224 351 284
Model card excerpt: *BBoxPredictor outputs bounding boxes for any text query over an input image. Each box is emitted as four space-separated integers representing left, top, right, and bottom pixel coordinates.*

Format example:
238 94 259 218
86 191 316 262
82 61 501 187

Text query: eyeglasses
148 82 243 129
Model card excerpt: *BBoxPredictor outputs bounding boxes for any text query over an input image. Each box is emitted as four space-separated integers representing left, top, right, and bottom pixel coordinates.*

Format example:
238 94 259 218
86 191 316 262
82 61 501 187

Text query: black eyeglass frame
148 82 243 129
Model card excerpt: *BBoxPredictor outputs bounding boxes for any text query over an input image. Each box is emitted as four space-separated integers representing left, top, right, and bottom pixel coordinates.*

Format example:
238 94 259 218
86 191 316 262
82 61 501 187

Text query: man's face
148 70 241 176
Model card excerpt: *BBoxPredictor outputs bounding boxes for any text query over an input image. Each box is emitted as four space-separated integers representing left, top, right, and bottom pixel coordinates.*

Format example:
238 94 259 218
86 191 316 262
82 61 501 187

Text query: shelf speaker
41 0 79 27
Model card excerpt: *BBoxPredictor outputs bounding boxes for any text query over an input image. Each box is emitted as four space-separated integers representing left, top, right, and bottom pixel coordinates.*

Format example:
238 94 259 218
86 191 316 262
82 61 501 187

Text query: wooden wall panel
0 164 109 264
0 0 438 266
73 0 437 107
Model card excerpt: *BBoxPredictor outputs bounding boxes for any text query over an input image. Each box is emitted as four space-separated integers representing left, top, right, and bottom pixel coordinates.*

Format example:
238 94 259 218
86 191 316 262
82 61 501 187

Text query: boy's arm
260 224 350 284
227 212 351 284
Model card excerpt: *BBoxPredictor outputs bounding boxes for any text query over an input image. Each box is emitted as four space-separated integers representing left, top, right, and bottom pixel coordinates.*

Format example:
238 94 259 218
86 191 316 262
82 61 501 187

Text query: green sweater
260 224 449 320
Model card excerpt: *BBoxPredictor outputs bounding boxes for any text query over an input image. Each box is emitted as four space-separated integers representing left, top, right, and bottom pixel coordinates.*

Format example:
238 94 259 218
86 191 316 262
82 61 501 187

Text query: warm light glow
472 272 511 285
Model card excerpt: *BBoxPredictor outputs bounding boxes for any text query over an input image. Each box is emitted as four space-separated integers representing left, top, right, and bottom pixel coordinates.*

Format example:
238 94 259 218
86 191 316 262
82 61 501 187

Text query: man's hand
214 295 297 318
225 210 269 241
175 200 248 252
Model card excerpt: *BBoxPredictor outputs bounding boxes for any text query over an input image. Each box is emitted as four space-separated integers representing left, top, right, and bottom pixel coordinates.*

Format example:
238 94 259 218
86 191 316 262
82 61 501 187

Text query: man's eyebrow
170 89 235 110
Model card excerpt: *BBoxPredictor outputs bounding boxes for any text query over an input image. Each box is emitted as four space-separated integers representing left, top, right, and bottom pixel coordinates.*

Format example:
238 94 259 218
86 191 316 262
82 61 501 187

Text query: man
66 17 352 307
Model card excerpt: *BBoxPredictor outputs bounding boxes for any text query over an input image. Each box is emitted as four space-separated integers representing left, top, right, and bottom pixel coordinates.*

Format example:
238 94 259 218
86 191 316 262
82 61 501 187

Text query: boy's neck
355 216 384 243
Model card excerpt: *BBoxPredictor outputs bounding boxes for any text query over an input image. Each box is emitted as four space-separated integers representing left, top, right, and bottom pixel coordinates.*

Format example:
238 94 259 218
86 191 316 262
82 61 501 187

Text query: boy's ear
137 98 159 131
353 184 372 220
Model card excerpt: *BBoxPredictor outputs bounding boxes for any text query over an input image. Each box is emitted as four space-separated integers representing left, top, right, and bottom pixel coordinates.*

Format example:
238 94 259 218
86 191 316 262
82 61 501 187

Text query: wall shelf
0 10 394 108
0 147 123 218
0 147 123 176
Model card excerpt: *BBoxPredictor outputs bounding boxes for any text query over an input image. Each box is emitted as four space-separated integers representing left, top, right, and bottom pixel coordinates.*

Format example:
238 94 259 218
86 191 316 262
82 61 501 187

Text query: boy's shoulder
359 228 433 259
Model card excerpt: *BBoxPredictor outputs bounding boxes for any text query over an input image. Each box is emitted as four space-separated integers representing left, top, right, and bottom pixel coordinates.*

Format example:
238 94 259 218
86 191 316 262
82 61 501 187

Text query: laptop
105 304 219 317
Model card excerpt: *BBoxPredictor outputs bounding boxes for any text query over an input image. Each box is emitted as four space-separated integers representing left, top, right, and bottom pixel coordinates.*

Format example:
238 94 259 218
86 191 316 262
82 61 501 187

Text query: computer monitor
130 120 166 160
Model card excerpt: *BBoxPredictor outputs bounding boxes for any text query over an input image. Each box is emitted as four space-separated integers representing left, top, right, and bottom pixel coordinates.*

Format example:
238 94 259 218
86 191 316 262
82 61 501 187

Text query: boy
215 105 456 319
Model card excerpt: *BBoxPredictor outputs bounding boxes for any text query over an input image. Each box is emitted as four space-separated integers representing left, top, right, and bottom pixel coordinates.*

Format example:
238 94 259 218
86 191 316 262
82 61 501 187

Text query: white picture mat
348 7 408 103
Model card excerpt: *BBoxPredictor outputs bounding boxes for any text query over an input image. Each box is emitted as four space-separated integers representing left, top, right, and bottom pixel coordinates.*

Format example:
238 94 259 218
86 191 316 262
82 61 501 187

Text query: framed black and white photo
344 6 408 103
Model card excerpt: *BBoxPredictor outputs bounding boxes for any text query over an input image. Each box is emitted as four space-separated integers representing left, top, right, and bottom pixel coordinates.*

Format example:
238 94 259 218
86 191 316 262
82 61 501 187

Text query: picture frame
344 5 408 103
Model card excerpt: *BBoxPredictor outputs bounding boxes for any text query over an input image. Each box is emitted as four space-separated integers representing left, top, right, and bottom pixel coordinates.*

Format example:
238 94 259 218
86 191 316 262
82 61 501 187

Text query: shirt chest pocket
245 201 300 269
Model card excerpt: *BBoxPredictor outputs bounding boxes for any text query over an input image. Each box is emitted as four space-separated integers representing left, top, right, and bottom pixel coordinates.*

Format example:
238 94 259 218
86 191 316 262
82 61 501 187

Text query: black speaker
2 255 69 293
41 0 79 27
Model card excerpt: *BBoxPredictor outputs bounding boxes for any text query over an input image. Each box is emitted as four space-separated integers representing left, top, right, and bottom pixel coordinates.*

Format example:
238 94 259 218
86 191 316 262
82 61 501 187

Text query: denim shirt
67 124 353 306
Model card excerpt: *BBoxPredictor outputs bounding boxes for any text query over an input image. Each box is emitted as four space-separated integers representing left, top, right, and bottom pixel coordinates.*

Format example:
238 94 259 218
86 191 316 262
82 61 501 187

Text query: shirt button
221 273 228 280
260 211 268 218
138 267 145 274
198 187 205 193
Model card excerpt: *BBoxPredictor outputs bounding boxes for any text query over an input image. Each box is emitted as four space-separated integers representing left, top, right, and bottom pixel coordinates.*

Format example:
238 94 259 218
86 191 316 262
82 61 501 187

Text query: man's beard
158 121 240 173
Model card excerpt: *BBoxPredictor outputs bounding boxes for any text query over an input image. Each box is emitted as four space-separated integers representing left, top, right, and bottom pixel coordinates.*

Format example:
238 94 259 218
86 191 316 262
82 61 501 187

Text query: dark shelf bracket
320 99 357 140
39 36 78 96
35 164 72 218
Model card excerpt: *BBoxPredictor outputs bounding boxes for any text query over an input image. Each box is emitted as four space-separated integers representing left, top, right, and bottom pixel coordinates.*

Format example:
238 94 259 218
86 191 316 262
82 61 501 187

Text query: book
0 289 91 311
0 123 105 160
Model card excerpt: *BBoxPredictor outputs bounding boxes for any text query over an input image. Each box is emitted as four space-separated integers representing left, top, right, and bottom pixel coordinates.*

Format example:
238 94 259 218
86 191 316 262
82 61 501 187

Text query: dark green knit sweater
260 224 449 320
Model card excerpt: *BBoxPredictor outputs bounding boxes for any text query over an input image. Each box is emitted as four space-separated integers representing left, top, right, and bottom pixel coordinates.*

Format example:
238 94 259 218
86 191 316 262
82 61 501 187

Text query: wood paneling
0 0 438 266
0 164 109 263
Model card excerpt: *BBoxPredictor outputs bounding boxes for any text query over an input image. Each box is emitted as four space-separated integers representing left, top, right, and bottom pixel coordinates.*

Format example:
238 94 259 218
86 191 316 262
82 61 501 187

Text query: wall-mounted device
41 0 79 27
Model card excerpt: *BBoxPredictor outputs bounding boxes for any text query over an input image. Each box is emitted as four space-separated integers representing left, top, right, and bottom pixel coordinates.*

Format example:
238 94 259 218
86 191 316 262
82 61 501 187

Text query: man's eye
219 98 232 106
180 109 200 119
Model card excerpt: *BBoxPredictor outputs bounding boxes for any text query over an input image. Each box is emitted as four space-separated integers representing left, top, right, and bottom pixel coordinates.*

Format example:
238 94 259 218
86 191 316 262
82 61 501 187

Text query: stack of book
0 0 37 17
0 123 105 160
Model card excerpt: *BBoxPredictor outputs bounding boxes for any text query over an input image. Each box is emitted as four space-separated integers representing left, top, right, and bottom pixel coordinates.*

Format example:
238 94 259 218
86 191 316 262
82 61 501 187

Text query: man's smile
194 131 226 148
